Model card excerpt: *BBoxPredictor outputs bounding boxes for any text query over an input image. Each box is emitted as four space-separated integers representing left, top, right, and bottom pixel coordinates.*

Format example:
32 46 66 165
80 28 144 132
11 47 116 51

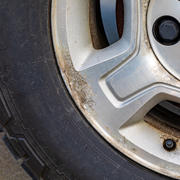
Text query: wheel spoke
65 0 140 71
98 49 180 128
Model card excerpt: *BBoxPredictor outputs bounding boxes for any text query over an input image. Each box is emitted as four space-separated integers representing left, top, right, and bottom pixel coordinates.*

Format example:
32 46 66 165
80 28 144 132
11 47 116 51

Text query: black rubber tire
0 1 172 180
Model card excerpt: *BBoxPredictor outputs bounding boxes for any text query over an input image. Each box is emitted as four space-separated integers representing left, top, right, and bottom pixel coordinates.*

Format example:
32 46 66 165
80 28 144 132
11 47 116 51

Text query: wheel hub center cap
148 0 180 80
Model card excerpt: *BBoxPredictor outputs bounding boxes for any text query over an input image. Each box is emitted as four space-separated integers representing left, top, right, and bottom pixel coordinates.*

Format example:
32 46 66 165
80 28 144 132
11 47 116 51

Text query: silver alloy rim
52 0 180 178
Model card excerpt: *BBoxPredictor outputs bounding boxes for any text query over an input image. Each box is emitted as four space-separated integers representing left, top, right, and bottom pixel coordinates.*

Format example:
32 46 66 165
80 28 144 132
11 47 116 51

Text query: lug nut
158 19 179 41
153 16 180 45
163 139 176 151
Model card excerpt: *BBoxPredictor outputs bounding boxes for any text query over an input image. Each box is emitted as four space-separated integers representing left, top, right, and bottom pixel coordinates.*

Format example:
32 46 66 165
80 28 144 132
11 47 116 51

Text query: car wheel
0 0 179 179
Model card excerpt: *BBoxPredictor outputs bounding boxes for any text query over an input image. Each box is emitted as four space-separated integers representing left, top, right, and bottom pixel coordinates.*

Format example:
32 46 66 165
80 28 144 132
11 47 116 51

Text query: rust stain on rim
51 0 97 121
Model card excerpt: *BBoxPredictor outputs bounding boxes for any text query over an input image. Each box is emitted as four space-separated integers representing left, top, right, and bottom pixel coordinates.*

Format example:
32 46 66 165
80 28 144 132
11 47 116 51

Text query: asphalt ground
0 133 31 180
